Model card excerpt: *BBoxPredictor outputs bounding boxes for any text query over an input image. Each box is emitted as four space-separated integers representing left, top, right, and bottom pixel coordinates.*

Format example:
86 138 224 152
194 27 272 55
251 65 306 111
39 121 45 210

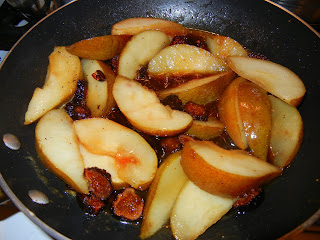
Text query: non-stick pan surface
0 0 319 239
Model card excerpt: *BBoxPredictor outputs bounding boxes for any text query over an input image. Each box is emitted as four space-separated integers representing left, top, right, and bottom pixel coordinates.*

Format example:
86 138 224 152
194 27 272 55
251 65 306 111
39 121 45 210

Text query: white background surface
0 212 52 239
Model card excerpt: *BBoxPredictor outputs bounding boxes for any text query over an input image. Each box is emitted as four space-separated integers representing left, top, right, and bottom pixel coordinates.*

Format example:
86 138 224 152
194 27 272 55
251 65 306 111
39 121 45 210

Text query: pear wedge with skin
35 109 88 194
181 140 282 198
73 118 158 190
113 75 193 137
218 77 248 149
185 117 225 140
227 56 306 106
148 44 229 78
111 17 187 37
118 30 170 79
206 35 248 61
25 46 82 125
157 71 236 105
170 180 235 240
238 81 272 160
81 59 116 117
66 35 131 60
268 95 303 168
140 152 188 239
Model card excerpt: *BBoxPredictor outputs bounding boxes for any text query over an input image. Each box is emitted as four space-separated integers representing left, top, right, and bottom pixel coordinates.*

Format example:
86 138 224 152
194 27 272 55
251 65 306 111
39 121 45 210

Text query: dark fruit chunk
77 193 106 216
84 167 113 200
112 188 144 221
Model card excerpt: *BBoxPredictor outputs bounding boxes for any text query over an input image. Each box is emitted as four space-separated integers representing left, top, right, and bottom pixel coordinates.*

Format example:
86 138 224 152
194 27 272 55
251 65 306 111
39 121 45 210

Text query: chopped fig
77 193 106 216
112 188 144 221
84 167 113 200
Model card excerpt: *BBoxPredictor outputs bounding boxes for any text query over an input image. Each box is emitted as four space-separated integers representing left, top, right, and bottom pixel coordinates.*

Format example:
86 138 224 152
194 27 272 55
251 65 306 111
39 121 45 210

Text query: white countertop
0 212 53 240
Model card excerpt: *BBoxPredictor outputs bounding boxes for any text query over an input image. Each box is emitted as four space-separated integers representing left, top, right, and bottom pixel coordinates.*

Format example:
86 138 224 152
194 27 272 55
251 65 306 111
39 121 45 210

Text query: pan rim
0 173 69 240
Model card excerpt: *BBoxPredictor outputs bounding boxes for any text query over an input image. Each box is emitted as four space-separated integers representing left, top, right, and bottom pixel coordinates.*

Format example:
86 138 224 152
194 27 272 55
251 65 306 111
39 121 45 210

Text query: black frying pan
0 0 319 239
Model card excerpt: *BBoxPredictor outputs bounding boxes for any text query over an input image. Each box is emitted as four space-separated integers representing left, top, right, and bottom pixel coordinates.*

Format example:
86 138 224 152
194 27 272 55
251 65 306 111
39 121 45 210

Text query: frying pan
0 0 319 239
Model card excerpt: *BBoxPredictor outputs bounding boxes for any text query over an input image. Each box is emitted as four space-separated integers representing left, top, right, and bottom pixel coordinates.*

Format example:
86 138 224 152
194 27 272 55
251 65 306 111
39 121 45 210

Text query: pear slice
170 181 235 240
227 56 306 106
268 95 303 168
111 17 187 37
118 30 170 79
157 71 236 104
206 35 248 61
140 152 188 239
238 81 272 160
185 117 225 140
35 109 88 194
113 75 193 136
79 144 128 189
66 35 131 60
24 46 82 125
218 77 248 149
81 59 116 117
73 118 158 190
181 140 282 198
148 44 229 78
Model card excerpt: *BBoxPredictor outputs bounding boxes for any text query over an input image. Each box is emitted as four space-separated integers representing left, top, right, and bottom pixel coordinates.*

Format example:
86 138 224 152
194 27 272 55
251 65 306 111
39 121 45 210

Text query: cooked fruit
79 144 128 189
227 56 306 106
113 75 193 136
157 71 236 104
140 152 188 239
111 17 187 37
206 35 248 60
148 44 229 78
81 59 116 117
238 81 272 160
66 35 131 60
118 30 170 79
73 118 158 190
218 77 248 149
35 109 88 194
181 140 282 198
24 47 82 125
185 117 224 140
170 181 235 240
268 95 303 168
113 187 144 221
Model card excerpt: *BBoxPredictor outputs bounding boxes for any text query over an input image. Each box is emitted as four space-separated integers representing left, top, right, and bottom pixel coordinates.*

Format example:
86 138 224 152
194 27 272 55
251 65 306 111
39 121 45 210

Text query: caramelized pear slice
79 144 128 189
118 30 170 79
206 35 248 60
111 17 187 37
113 76 193 137
148 44 229 78
35 109 88 194
268 95 303 168
25 47 82 125
74 118 157 190
157 71 236 105
181 140 282 198
140 152 188 239
66 35 131 60
218 77 248 149
238 81 272 160
81 59 116 117
170 181 235 240
185 117 225 140
227 56 306 106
